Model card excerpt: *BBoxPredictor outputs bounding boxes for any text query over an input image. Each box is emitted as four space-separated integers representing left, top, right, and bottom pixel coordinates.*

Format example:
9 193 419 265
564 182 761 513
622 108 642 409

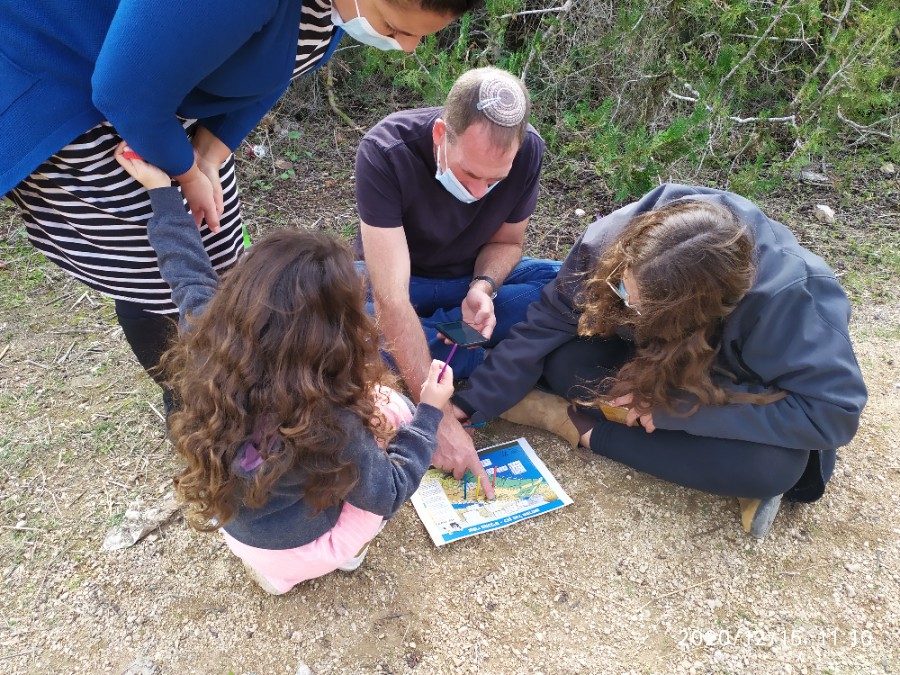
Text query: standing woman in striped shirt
1 0 477 412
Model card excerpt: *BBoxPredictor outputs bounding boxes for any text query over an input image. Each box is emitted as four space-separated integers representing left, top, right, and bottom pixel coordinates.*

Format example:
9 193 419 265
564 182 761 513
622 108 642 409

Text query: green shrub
289 0 898 200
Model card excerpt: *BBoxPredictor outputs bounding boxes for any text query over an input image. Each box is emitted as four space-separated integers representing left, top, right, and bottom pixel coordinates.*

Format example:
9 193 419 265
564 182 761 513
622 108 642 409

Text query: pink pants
221 386 414 593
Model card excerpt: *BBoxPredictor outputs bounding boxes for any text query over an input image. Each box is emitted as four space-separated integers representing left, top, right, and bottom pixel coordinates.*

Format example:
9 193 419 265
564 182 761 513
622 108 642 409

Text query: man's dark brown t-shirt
354 107 544 279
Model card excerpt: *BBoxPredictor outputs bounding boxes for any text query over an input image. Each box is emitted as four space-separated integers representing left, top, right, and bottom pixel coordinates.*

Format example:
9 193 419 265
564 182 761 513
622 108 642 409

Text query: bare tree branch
668 87 797 126
324 65 364 134
792 0 853 106
718 0 791 88
497 0 572 20
836 107 894 140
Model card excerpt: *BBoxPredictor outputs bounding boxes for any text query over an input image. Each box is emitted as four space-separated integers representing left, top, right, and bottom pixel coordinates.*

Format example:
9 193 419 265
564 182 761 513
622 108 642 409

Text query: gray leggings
542 336 811 500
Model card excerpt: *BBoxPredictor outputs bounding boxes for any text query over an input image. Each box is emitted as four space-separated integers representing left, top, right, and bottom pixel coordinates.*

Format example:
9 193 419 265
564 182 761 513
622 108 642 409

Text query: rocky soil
1 135 897 674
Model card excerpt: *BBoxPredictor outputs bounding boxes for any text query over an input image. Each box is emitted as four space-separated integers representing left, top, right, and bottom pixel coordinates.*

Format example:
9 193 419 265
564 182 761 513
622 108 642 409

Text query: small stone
122 657 159 675
844 562 862 573
251 144 267 158
880 162 896 175
813 204 835 223
574 208 586 217
291 631 302 643
295 662 312 675
800 168 829 184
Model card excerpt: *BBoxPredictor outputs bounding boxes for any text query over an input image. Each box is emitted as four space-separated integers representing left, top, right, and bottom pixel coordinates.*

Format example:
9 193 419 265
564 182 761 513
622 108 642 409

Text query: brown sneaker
499 389 580 447
737 495 782 539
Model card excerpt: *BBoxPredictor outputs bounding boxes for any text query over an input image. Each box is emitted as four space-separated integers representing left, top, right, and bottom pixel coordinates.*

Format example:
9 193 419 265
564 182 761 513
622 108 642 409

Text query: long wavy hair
576 200 784 415
164 230 393 531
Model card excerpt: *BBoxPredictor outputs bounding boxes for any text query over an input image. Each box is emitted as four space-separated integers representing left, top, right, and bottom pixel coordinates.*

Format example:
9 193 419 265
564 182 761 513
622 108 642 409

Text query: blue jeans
357 257 562 379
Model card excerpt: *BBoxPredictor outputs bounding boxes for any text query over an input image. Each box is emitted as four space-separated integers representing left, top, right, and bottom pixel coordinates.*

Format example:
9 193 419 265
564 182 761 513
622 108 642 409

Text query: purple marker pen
437 343 458 383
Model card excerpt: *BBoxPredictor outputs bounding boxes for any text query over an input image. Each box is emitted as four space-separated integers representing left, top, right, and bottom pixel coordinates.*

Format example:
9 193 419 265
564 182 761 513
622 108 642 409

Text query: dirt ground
1 130 898 674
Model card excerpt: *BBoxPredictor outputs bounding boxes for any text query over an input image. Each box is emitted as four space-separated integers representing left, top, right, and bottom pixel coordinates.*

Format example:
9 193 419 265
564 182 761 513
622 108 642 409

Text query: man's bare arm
360 222 432 397
360 221 495 497
463 218 529 338
473 218 528 282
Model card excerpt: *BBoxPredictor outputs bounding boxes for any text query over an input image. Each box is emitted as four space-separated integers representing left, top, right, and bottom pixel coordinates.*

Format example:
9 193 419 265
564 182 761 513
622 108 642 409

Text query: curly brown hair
577 200 784 415
163 230 394 531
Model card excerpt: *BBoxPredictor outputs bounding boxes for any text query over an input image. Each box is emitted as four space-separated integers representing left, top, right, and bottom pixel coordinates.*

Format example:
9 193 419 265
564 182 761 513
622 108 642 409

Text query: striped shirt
9 0 338 313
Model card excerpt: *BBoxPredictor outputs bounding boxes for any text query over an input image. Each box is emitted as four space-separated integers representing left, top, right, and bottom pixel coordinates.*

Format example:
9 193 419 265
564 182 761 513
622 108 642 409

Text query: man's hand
461 284 496 341
432 414 495 499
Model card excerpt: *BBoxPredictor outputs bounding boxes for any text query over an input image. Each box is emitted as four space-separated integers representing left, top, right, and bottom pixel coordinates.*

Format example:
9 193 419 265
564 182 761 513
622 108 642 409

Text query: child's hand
420 359 455 409
114 142 172 190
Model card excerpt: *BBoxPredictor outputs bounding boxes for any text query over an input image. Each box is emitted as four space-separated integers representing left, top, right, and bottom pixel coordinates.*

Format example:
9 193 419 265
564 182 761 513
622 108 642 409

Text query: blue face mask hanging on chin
435 138 499 204
331 0 404 51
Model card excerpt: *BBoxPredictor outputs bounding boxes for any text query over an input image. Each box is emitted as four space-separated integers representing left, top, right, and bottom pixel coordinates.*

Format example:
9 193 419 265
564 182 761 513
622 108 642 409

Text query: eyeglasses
605 264 642 315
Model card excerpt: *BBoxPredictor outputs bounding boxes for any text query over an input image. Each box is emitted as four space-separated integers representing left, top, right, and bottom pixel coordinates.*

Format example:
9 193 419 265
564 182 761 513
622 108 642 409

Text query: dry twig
792 0 852 106
718 0 791 88
497 0 572 20
637 577 715 611
324 64 364 134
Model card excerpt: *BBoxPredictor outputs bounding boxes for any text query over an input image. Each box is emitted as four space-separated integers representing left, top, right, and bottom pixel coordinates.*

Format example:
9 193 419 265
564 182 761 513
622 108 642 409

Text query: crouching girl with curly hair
453 185 866 539
115 145 453 594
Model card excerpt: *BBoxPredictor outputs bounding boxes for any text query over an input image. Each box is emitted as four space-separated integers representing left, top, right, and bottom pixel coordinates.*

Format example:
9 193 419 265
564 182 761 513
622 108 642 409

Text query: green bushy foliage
302 0 898 199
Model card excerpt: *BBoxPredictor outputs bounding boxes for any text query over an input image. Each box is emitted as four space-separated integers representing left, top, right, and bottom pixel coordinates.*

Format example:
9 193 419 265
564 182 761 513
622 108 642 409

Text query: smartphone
434 320 489 347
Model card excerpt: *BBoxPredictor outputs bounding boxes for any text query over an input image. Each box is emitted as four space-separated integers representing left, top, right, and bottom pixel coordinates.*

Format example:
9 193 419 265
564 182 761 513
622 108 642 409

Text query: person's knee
749 446 811 497
694 443 811 499
507 258 562 285
543 337 625 399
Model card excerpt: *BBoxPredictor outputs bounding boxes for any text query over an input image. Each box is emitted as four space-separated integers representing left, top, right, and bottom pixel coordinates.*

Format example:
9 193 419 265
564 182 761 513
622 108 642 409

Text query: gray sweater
454 184 866 497
146 188 442 549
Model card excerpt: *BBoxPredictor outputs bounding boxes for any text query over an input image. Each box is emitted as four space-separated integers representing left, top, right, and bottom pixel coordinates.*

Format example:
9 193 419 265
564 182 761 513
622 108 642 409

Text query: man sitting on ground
354 67 561 494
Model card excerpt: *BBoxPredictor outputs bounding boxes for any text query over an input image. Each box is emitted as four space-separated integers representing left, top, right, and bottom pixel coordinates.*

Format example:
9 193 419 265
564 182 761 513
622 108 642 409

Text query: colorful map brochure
410 437 573 546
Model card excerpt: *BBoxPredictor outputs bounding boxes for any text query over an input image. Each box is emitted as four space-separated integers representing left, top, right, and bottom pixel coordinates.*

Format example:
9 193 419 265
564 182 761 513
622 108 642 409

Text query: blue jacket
455 184 867 501
0 0 342 195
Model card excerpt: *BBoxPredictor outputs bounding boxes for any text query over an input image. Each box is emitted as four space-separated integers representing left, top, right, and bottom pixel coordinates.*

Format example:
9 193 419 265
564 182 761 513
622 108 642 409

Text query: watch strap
470 275 498 299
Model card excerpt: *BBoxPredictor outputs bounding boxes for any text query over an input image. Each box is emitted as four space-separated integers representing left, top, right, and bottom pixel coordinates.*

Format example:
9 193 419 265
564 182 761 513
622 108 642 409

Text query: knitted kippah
475 74 527 127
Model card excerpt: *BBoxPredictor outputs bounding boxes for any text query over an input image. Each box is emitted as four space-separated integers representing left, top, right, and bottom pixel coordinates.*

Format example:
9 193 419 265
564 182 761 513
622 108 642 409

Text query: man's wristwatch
470 275 498 300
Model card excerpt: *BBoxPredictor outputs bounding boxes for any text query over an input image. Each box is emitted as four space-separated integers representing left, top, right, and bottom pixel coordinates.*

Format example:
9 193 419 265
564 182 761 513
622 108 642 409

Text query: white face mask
331 0 404 51
434 138 499 204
